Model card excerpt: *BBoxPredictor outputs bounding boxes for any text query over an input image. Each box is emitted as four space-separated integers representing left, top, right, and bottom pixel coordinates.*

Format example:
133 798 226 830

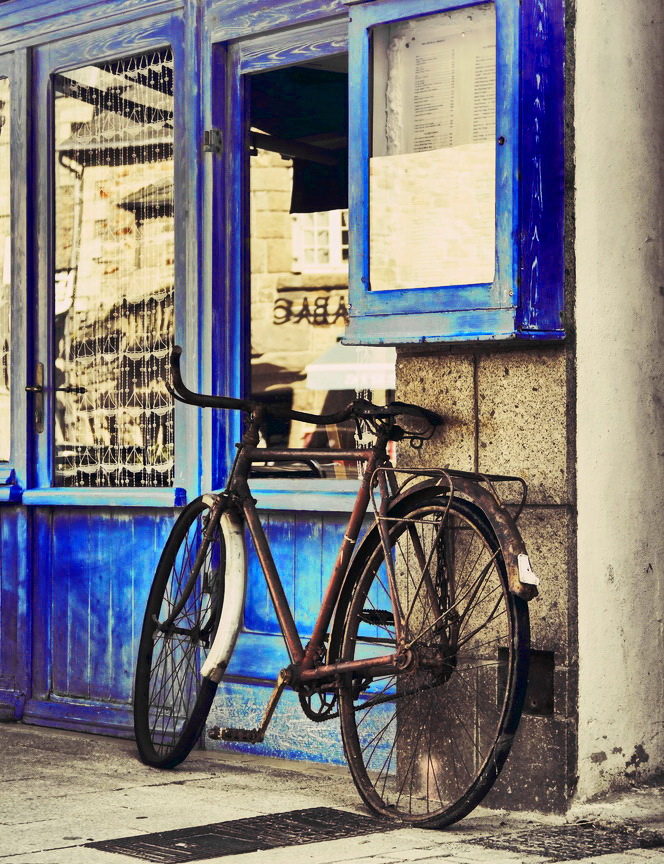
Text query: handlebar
167 345 443 430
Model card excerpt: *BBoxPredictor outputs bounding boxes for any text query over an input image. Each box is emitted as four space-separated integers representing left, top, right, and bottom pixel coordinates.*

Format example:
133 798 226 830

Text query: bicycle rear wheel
338 491 529 827
134 496 225 768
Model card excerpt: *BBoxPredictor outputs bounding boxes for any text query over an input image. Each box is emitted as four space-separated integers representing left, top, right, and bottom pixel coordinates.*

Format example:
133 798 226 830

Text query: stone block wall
396 345 577 813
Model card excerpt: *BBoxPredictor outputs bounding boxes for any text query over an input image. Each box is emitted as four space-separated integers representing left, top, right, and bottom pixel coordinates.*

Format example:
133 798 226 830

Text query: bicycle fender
388 478 539 601
200 509 247 683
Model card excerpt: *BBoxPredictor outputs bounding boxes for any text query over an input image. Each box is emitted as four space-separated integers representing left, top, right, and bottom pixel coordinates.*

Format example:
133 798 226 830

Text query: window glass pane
247 60 397 480
0 78 10 461
53 50 174 487
370 3 496 291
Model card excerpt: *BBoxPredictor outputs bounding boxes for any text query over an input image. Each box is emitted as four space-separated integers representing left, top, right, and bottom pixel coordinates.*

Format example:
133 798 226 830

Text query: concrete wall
396 345 577 812
575 0 664 798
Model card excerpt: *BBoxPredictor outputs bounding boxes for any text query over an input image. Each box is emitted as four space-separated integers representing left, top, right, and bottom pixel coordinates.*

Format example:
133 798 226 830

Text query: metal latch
203 129 223 154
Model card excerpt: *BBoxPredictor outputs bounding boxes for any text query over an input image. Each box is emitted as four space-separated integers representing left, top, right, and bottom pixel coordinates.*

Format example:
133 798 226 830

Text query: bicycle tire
134 496 225 768
338 490 530 827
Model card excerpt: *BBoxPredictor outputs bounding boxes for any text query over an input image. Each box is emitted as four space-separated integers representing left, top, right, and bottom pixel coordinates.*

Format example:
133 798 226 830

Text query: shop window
345 0 565 344
0 77 9 462
52 49 175 487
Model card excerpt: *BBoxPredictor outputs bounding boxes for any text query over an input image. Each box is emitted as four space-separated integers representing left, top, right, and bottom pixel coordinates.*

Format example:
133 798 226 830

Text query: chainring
298 686 339 722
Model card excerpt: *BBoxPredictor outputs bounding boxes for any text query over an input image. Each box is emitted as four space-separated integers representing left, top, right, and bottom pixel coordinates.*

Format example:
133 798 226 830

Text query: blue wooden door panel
238 511 369 682
245 512 296 636
0 508 29 713
244 512 342 640
36 509 175 706
292 514 324 638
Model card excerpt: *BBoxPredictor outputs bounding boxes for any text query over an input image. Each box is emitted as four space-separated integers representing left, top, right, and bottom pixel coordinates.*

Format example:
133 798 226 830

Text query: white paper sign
370 4 496 290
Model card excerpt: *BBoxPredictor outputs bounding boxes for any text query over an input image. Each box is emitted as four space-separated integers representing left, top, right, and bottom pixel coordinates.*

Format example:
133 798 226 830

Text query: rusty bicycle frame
167 346 537 744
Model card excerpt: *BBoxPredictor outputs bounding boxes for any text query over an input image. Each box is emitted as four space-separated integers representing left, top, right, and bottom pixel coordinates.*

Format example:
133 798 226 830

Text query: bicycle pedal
208 725 265 744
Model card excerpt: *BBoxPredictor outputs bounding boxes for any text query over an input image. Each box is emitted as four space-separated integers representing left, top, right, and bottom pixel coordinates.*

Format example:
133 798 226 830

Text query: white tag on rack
517 554 540 586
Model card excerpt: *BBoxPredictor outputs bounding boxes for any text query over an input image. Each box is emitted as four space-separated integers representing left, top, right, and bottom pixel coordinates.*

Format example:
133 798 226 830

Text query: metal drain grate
467 823 664 861
86 807 395 862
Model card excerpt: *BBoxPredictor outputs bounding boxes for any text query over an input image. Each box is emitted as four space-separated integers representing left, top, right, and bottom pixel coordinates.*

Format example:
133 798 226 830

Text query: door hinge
203 129 223 154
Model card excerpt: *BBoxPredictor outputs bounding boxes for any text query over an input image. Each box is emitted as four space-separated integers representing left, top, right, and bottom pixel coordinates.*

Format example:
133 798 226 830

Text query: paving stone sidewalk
0 724 662 864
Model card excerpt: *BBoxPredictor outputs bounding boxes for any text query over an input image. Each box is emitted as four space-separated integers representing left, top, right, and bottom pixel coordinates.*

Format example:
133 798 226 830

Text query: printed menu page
370 4 496 291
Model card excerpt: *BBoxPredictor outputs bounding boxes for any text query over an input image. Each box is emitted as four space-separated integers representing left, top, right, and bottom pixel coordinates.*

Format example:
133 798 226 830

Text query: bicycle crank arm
208 668 290 743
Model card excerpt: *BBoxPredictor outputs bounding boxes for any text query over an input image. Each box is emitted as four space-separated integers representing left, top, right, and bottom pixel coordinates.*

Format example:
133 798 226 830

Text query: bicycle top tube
167 345 443 430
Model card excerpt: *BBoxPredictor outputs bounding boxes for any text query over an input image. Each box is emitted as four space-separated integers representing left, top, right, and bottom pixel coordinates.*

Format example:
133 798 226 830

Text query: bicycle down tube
224 405 402 682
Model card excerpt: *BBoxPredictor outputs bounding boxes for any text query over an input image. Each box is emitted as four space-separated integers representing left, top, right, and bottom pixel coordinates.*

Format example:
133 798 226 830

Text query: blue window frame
20 11 198 508
345 0 565 344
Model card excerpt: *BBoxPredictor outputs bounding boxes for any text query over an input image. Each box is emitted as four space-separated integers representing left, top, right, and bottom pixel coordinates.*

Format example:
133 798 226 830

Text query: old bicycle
133 346 539 828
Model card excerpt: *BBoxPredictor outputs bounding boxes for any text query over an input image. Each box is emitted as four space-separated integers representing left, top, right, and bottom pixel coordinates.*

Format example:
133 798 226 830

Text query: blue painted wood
292 512 323 638
207 680 345 764
33 39 54 491
244 513 278 636
237 19 347 74
517 0 565 334
0 508 30 716
495 0 519 308
0 0 178 51
344 307 519 345
354 284 506 318
30 513 53 702
205 0 346 42
38 509 175 706
22 488 187 507
22 697 134 737
211 43 245 492
45 15 176 71
249 480 360 512
226 633 292 681
176 0 204 497
240 511 353 677
0 51 30 491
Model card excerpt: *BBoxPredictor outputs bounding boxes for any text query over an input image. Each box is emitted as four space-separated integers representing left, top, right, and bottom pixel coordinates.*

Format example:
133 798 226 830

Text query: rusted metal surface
376 469 537 601
86 808 395 862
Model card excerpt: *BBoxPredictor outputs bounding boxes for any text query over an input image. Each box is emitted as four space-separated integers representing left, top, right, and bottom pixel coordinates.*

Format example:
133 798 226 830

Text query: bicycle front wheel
134 496 225 768
338 491 529 827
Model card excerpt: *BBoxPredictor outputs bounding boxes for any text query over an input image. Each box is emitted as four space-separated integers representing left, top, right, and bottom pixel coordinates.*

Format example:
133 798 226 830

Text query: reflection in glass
247 60 395 479
250 151 394 480
370 4 496 292
0 78 9 461
53 51 174 487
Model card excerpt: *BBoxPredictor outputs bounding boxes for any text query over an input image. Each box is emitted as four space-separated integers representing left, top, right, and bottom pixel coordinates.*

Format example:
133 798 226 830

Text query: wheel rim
339 499 524 825
141 502 223 759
